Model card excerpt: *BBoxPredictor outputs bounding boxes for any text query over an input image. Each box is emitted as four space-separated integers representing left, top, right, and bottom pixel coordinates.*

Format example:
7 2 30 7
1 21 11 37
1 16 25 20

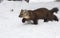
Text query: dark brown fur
19 7 59 24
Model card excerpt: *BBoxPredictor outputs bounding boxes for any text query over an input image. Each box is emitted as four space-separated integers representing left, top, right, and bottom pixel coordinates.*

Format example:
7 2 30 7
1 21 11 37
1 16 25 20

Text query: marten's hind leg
44 17 49 22
44 14 49 22
44 19 48 22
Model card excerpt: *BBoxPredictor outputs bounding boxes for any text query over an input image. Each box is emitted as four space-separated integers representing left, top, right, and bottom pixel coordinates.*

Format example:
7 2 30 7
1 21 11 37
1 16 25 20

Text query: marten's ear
24 10 28 13
21 9 24 11
24 10 27 11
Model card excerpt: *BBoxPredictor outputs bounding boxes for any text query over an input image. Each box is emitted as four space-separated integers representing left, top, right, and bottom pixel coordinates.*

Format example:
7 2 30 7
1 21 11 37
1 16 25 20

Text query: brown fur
19 7 59 24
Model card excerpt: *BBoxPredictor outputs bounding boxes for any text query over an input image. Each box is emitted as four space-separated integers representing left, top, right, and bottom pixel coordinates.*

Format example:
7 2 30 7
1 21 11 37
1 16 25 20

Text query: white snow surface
0 1 60 38
29 0 55 3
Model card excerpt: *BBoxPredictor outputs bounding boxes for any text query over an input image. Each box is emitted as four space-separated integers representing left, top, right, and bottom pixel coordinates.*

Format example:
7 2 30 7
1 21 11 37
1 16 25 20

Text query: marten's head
19 9 30 19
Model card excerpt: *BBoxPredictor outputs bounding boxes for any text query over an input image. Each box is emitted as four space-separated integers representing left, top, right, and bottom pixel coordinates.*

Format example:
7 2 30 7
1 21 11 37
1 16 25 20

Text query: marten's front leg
33 19 38 25
22 18 26 23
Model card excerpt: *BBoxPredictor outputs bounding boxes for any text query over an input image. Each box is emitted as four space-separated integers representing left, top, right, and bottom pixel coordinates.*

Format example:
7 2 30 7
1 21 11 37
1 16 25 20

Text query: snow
29 0 55 3
0 1 60 38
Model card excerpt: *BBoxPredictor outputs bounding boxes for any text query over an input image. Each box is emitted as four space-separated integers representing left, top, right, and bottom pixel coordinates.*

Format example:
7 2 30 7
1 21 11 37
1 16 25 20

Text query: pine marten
19 7 59 25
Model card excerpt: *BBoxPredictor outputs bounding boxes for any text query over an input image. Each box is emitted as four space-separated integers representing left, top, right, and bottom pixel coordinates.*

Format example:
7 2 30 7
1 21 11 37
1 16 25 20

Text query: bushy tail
50 7 59 14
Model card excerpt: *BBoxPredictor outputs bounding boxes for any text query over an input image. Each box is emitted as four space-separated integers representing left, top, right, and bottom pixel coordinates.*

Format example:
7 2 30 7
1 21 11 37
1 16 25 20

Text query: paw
22 19 25 23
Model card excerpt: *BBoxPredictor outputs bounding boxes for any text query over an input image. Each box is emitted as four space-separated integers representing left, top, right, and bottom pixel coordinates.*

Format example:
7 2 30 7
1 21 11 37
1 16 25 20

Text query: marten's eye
21 14 23 15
